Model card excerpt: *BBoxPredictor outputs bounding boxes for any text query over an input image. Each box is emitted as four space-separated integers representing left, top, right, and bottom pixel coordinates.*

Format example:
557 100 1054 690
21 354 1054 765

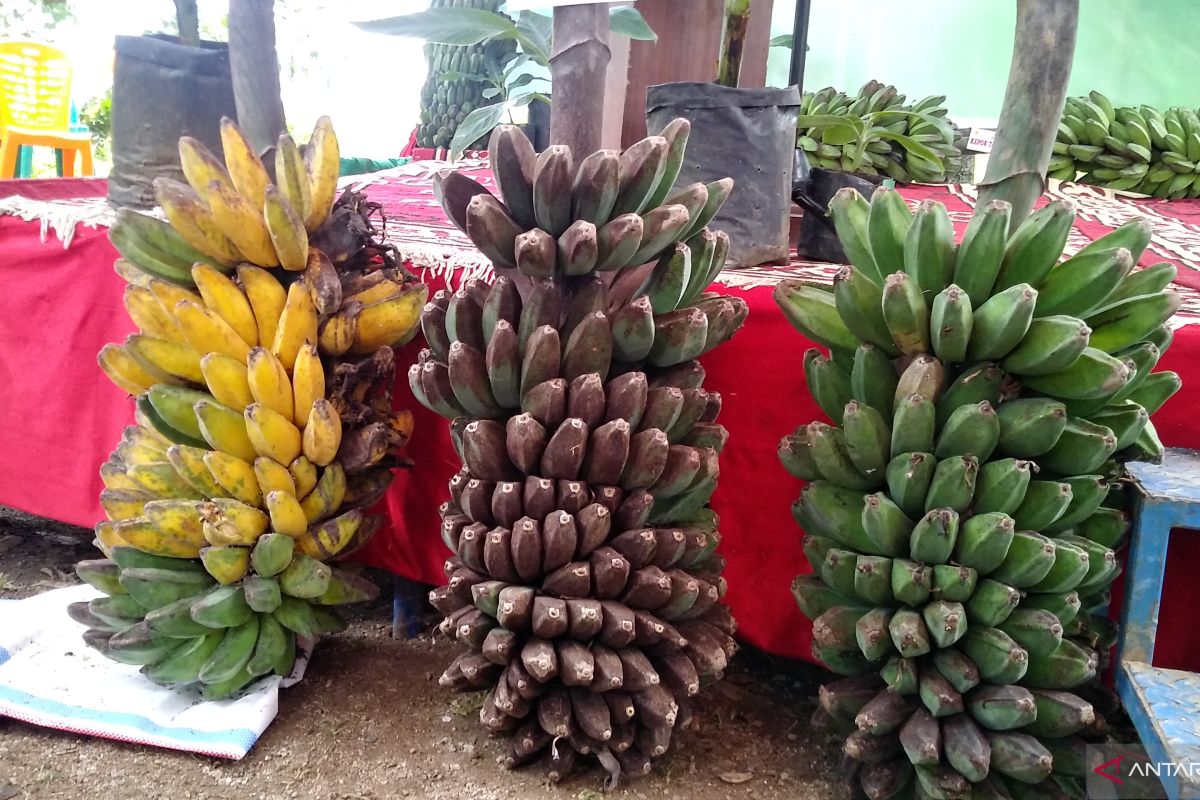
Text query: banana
827 188 881 283
263 186 310 271
195 398 258 462
300 463 346 524
318 302 361 357
774 280 860 352
219 117 270 212
174 299 252 363
1086 290 1182 354
833 266 897 355
952 199 1011 306
126 334 205 384
851 344 899 420
1035 247 1133 318
199 352 254 409
271 281 319 371
304 116 340 232
967 283 1037 360
903 199 955 294
200 544 251 585
206 179 279 267
1001 315 1090 375
994 199 1075 291
153 178 244 265
245 403 303 466
98 344 165 395
199 498 270 546
266 490 309 538
302 398 343 467
237 265 288 349
349 284 429 355
126 461 202 499
929 285 972 362
192 264 258 348
275 133 313 224
165 445 225 498
124 285 185 342
881 272 930 355
199 614 260 685
204 451 262 506
866 186 912 277
290 343 324 428
1020 347 1131 400
246 346 294 422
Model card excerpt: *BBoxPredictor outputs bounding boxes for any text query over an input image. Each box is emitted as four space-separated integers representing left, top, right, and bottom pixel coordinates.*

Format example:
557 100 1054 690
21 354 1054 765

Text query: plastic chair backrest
0 40 73 134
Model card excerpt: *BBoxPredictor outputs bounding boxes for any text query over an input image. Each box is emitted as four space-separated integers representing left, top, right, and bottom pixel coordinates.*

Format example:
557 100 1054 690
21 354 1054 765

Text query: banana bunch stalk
775 186 1181 799
81 118 427 700
1054 90 1200 198
797 81 964 184
414 122 747 785
416 0 516 150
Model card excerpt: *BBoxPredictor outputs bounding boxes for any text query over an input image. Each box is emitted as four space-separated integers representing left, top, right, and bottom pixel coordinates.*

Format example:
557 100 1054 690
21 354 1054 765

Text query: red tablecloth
4 174 1200 672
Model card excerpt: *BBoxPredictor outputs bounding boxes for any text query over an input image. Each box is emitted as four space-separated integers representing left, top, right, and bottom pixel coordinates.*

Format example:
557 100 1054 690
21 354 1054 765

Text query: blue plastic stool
1116 448 1200 799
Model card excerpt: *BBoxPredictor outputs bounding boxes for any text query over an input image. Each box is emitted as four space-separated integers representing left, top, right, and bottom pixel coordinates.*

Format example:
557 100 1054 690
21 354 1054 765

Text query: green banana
952 199 1012 306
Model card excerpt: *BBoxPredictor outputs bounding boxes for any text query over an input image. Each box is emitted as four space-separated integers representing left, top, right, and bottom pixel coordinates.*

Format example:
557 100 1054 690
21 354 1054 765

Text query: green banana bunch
416 0 516 150
777 186 1181 798
415 121 747 785
1055 91 1200 197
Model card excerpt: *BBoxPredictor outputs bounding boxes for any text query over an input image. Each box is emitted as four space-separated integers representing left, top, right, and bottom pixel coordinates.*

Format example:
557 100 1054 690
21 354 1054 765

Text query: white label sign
966 128 996 153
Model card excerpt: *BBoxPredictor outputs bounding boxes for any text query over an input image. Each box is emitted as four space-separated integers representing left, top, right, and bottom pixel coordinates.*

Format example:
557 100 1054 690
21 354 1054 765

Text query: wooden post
977 0 1079 228
228 0 286 156
550 4 611 156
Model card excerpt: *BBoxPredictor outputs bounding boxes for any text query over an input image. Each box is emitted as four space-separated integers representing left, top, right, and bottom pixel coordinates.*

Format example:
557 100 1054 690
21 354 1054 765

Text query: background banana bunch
416 0 518 150
798 80 966 184
1053 90 1200 198
775 187 1181 798
414 122 746 784
81 118 427 699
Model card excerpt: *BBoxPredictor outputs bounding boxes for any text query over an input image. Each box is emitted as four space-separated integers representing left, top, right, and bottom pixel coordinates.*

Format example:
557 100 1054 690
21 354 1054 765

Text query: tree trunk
977 0 1079 229
228 0 286 157
174 0 199 47
716 0 751 88
549 4 610 157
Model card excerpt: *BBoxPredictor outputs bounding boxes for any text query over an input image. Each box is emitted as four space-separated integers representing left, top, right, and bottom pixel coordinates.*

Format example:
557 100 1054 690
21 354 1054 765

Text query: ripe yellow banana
247 346 295 421
254 457 296 496
98 343 163 395
317 302 360 357
100 458 140 492
126 461 202 499
302 398 342 466
167 444 229 498
178 136 235 198
199 352 254 409
349 285 429 355
263 186 309 271
94 520 129 555
198 499 269 547
132 405 173 446
207 179 279 267
300 463 345 524
174 299 252 363
194 398 258 462
271 281 318 371
219 117 271 212
154 177 244 264
288 456 319 500
295 509 361 560
118 425 168 464
116 516 206 558
147 278 202 314
192 264 258 347
304 116 340 232
124 285 185 342
203 450 263 507
347 278 403 307
126 334 205 384
265 490 308 538
275 133 312 224
237 265 287 348
291 343 324 428
100 488 150 521
245 403 303 465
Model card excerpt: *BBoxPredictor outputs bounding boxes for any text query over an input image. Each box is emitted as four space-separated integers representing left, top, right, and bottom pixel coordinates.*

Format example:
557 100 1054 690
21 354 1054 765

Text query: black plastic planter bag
647 82 801 268
793 166 878 264
108 35 237 210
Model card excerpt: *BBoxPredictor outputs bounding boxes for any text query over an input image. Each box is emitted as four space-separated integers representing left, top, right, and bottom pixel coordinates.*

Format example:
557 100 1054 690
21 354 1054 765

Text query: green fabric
338 157 412 177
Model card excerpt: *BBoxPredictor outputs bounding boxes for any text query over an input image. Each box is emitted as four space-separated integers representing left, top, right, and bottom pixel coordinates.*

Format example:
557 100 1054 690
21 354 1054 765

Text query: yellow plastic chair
0 41 94 179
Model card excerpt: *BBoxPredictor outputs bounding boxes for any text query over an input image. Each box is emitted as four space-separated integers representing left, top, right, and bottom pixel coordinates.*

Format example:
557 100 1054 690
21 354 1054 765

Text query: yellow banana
295 509 361 560
125 334 205 384
174 299 252 362
288 456 319 500
291 343 324 428
254 457 296 496
200 544 251 585
115 516 206 558
199 352 254 409
100 459 140 492
142 498 206 541
124 285 185 342
275 133 312 224
192 264 258 347
121 425 169 459
237 265 287 348
132 404 173 446
271 280 318 371
219 117 271 212
166 444 229 498
147 278 202 315
317 303 359 357
349 285 429 355
207 179 279 267
263 186 309 271
302 398 342 466
98 343 163 395
154 177 244 264
178 136 236 200
126 461 204 499
300 463 345 524
245 403 303 465
198 498 269 546
247 346 294 421
347 278 402 307
203 451 263 507
194 399 258 462
95 520 129 555
265 490 308 538
304 116 340 232
100 488 151 521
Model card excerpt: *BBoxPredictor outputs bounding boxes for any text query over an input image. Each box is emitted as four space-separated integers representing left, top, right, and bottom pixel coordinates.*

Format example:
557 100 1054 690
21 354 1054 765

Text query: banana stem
549 4 610 156
174 0 199 47
977 0 1079 229
228 0 287 158
716 0 751 88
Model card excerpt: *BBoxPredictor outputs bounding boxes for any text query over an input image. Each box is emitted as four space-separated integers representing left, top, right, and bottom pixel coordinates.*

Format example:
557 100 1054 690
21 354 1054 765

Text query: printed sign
966 127 996 153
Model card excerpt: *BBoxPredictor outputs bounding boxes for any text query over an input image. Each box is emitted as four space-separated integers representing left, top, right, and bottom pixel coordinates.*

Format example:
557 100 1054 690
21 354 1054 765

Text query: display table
5 169 1200 671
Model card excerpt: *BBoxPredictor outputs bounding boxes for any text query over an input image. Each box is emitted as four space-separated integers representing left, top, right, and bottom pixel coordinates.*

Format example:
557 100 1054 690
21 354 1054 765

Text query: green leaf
770 34 793 48
506 72 538 92
874 131 943 165
796 114 857 130
517 11 552 57
482 87 501 99
354 8 518 45
609 7 657 41
821 123 863 146
450 103 508 161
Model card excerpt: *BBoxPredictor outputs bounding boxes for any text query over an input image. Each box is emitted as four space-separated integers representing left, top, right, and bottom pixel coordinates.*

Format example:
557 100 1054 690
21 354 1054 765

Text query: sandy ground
0 509 844 800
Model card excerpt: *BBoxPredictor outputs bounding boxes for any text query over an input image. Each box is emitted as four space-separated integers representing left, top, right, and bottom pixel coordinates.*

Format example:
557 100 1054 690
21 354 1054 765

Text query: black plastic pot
108 35 238 209
646 82 801 268
793 165 879 264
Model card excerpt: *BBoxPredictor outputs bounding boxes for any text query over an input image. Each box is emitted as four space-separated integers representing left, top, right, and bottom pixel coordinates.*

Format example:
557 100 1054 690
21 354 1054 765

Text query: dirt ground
0 509 844 800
